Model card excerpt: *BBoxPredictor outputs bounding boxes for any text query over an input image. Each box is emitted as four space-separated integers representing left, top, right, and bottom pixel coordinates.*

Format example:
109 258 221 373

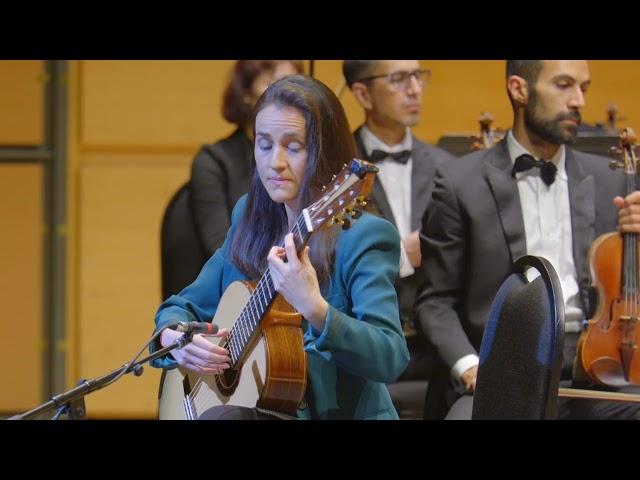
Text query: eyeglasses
357 69 431 89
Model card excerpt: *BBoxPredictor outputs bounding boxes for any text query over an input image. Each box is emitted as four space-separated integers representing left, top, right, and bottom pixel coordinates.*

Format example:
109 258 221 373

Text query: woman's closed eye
257 139 273 151
287 142 304 154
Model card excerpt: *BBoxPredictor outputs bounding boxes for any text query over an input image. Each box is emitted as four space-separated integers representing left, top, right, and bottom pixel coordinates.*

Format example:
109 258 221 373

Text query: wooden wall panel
80 60 236 148
77 159 189 418
584 60 640 132
0 164 43 411
0 61 44 145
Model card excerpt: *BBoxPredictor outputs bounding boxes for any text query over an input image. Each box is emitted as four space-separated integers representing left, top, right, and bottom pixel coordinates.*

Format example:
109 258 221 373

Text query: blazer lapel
483 141 527 263
367 178 394 224
565 149 595 310
353 128 397 225
410 139 436 231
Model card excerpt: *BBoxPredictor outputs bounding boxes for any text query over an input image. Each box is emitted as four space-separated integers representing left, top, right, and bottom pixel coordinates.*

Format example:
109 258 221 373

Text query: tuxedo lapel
565 149 595 309
483 141 527 263
410 139 436 230
353 127 397 225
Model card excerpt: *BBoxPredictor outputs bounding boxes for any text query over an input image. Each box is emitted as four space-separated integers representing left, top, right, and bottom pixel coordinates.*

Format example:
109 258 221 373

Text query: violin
576 127 640 387
470 112 505 151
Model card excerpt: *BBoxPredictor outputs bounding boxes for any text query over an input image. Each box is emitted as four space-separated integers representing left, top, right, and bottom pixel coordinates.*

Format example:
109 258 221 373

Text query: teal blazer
152 195 409 419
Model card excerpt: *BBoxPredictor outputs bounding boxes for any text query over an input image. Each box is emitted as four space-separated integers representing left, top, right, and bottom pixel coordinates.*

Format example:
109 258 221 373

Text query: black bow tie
368 149 412 165
512 153 557 186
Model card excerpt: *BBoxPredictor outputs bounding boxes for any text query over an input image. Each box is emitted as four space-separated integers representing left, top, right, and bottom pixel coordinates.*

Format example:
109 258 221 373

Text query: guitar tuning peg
341 217 351 230
610 160 622 170
350 209 362 219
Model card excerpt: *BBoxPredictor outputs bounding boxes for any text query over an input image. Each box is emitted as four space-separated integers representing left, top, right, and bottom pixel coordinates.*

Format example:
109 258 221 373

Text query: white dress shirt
360 125 415 278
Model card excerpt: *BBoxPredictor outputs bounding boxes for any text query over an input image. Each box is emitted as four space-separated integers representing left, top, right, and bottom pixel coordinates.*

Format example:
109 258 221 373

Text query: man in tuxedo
343 60 455 388
417 60 640 419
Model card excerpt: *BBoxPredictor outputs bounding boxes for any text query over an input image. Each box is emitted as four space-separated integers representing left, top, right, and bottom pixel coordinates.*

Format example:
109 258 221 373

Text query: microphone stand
9 332 193 420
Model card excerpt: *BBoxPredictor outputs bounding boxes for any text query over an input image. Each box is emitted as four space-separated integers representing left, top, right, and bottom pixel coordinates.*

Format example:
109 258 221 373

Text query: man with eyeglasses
343 61 455 414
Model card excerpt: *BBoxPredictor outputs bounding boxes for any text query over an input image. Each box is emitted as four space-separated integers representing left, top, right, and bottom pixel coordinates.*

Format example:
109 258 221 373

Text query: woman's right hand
160 326 231 375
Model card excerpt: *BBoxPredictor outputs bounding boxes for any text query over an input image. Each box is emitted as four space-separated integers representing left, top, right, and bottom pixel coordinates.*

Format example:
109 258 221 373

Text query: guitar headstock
304 158 377 231
609 127 639 174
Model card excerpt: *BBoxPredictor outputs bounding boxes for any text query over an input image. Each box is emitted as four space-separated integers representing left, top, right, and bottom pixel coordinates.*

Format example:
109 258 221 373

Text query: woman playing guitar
151 75 409 420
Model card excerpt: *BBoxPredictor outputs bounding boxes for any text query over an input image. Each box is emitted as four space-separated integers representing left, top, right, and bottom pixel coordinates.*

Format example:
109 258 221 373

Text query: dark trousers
445 332 640 420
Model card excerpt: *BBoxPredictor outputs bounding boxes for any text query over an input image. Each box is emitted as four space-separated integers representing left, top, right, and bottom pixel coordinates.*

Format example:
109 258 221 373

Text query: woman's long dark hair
230 75 357 283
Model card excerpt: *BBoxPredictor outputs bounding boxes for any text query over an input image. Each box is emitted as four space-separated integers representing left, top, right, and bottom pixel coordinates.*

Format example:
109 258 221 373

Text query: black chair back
472 256 565 419
160 182 208 299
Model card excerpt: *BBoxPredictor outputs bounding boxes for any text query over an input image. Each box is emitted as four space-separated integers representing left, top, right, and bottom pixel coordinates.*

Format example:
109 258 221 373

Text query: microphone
166 321 219 335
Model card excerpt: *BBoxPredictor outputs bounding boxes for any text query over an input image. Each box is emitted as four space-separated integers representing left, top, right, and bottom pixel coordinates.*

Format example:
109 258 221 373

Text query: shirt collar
506 130 567 181
360 125 413 159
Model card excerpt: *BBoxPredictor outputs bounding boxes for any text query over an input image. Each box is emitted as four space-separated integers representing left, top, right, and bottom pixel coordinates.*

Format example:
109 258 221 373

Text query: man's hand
615 191 640 233
460 365 478 394
402 230 422 268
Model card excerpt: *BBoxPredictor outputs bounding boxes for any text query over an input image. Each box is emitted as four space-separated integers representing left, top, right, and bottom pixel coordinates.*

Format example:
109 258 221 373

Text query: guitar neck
227 211 313 365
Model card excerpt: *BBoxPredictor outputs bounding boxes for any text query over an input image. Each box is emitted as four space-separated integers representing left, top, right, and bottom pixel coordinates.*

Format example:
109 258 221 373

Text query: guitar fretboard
226 213 311 366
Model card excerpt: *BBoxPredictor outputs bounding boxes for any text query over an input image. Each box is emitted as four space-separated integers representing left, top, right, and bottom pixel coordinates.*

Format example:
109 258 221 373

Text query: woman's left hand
268 233 328 331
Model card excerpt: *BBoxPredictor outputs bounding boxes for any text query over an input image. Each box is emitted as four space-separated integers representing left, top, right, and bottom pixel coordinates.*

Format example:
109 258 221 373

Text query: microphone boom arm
9 333 193 420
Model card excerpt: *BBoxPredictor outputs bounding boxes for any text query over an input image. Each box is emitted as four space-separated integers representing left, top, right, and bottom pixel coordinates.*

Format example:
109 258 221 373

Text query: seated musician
150 75 409 420
416 60 640 419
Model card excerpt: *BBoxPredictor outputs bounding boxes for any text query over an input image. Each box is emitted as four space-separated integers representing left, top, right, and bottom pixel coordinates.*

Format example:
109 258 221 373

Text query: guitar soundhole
215 366 241 396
